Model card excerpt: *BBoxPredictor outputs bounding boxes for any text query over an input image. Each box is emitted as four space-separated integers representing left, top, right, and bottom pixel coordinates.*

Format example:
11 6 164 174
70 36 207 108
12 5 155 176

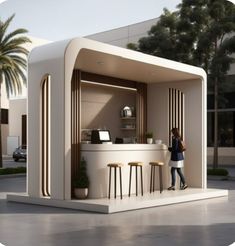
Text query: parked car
13 145 27 162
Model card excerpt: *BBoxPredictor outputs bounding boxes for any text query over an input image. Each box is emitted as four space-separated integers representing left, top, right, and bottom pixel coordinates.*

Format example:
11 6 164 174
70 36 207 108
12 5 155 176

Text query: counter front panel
81 144 170 199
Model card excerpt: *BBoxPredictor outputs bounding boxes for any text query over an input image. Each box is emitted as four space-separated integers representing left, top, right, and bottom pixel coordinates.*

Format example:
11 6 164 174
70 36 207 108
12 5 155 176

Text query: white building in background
1 80 10 155
86 17 158 48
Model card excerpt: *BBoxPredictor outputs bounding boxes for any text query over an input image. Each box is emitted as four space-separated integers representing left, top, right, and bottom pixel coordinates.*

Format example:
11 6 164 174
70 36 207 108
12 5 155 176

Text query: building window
207 111 235 147
1 108 8 124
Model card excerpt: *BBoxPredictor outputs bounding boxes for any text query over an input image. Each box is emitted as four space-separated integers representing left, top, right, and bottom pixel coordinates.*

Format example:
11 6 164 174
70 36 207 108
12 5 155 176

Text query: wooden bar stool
128 162 143 196
149 161 164 193
107 163 123 199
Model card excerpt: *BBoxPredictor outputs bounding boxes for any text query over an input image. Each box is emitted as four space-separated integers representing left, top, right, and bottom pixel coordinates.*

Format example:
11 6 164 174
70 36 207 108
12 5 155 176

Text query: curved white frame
27 37 207 200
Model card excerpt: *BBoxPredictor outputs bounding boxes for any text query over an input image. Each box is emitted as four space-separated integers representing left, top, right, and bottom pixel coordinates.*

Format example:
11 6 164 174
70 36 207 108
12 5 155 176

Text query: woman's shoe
181 184 188 190
167 186 175 190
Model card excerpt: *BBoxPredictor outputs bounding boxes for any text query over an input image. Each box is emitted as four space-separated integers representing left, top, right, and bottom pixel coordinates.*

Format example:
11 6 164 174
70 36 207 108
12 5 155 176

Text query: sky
0 0 181 41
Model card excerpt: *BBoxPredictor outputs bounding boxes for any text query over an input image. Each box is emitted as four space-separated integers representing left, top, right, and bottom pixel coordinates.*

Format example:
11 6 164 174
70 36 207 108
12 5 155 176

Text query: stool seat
108 163 123 167
149 161 164 166
128 162 143 166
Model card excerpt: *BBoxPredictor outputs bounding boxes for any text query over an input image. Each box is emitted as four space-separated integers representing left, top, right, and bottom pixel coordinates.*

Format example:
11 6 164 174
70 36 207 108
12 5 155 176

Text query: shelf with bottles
121 121 136 130
120 117 136 130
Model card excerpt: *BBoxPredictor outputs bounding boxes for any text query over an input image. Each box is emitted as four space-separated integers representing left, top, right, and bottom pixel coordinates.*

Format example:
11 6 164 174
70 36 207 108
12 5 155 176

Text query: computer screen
99 131 111 141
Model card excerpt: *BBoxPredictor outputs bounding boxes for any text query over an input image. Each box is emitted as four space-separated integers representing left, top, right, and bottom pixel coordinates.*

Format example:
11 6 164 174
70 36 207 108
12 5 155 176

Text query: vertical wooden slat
169 88 185 144
178 91 181 135
169 88 173 145
71 70 81 196
181 93 185 139
174 89 177 127
136 82 147 143
177 90 179 129
172 89 175 129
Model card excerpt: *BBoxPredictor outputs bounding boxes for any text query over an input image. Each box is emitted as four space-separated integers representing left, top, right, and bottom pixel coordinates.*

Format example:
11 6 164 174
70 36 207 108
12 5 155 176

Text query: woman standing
168 128 188 190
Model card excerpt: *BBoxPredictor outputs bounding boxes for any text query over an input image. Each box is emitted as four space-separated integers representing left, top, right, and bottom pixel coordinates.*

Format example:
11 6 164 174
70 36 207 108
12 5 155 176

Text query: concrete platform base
7 188 228 214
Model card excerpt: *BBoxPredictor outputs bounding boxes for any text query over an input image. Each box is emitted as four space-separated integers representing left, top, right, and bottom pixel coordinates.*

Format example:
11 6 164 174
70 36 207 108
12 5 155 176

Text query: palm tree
0 14 31 167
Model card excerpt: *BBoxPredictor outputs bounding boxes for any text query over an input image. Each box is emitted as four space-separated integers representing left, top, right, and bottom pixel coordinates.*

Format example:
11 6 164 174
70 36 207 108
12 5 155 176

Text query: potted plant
74 157 89 199
146 132 153 144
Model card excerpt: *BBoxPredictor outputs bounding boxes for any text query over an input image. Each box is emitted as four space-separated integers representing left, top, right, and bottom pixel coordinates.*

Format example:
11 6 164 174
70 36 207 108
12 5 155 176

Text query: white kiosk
7 37 228 213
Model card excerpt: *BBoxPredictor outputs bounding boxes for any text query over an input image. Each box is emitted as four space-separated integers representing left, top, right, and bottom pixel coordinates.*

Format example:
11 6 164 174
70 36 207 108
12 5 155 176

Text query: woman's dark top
168 137 184 161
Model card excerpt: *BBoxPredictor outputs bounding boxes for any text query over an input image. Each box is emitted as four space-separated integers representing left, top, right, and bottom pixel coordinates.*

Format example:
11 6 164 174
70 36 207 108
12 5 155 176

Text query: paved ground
0 176 235 246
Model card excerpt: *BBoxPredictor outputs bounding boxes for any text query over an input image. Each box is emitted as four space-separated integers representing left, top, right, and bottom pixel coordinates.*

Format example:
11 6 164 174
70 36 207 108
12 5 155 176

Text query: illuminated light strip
81 80 137 91
41 76 51 197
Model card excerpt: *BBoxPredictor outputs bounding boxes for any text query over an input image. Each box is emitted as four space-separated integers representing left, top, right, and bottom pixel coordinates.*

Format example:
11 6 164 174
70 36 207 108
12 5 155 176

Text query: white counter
81 144 170 198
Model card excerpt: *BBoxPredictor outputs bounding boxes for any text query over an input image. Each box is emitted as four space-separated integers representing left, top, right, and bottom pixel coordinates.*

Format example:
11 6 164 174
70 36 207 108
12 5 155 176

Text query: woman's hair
171 128 181 139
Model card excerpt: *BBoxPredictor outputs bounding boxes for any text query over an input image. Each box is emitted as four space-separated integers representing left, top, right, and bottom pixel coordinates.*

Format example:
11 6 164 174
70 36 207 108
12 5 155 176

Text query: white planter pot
147 138 153 144
74 188 88 199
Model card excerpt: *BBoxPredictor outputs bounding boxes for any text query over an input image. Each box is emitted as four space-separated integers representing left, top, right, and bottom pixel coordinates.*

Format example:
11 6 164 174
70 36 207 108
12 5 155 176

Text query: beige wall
9 98 27 145
81 82 136 141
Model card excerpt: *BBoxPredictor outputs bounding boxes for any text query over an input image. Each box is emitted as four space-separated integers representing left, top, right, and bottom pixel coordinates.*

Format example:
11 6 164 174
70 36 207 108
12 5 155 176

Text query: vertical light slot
41 75 51 197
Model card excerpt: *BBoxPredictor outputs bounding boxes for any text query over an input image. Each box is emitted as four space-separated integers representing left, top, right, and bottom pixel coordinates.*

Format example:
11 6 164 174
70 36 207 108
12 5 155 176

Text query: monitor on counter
91 130 111 143
99 130 110 141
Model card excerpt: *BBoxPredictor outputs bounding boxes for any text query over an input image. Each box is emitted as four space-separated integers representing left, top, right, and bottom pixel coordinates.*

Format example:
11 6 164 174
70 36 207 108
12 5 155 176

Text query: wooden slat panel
168 88 185 143
71 70 81 196
136 82 147 143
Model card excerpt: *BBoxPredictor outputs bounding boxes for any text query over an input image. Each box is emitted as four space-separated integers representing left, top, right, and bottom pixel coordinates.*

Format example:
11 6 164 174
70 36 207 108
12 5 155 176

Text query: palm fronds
0 14 31 97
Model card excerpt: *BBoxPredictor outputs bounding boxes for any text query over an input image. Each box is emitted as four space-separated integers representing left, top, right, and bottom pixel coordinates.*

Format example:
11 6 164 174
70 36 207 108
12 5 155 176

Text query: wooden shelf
121 128 136 130
121 117 136 120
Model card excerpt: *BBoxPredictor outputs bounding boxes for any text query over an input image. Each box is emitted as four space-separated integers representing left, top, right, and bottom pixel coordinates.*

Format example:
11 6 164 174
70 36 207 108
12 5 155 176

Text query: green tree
0 14 31 167
128 0 235 169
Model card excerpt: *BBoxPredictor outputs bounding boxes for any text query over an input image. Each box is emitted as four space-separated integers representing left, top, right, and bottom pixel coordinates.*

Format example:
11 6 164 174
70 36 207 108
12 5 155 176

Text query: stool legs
159 166 163 193
108 166 111 199
136 166 138 196
128 165 143 197
108 166 123 199
114 167 117 198
128 165 132 197
150 165 163 194
140 166 143 196
150 165 156 193
119 167 123 199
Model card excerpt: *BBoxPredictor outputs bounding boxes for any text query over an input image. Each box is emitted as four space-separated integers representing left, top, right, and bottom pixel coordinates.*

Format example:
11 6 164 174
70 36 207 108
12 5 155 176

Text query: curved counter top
81 143 168 151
